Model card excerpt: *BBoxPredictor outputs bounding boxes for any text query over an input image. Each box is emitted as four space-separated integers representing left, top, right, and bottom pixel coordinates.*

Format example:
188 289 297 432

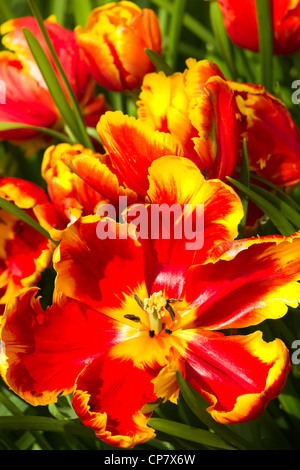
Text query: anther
148 330 155 338
124 314 141 323
134 294 145 311
165 302 175 321
165 328 172 335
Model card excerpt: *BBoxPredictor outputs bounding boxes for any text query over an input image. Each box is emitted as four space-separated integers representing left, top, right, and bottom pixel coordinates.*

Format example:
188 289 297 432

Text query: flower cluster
0 0 300 451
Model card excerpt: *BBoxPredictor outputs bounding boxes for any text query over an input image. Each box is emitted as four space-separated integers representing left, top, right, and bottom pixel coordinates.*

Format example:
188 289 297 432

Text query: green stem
0 415 96 438
166 0 187 70
0 389 53 450
255 0 273 90
209 2 238 80
0 122 75 145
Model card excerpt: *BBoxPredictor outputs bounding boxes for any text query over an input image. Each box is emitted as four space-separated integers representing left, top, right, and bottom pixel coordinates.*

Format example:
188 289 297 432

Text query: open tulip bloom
1 0 300 454
1 157 299 448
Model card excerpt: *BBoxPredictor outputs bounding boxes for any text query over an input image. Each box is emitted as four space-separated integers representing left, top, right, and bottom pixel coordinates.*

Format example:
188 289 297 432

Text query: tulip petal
0 177 61 312
137 71 202 168
0 52 59 142
132 156 243 296
174 329 291 424
54 215 146 315
72 352 157 448
42 143 108 223
69 153 139 207
0 287 123 406
180 232 300 330
97 111 184 197
189 76 240 180
230 81 300 187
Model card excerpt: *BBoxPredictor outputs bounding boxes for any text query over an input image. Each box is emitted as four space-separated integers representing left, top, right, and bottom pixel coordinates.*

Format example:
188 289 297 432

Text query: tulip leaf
249 183 300 230
148 418 237 450
176 372 253 450
165 0 187 69
209 1 238 80
0 2 14 22
249 172 300 213
0 196 59 246
255 0 273 90
237 139 250 238
72 0 92 27
145 49 173 76
227 177 296 236
150 0 216 45
0 415 95 438
0 122 74 144
22 28 82 144
26 0 94 150
49 0 68 25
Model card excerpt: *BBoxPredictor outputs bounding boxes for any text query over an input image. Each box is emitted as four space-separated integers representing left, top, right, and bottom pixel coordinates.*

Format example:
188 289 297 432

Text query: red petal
0 288 122 406
73 353 157 448
97 111 184 197
177 329 290 423
54 215 146 313
181 233 300 330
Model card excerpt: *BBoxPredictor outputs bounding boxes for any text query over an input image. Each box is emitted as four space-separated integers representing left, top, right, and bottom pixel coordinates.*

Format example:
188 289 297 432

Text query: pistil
143 291 167 336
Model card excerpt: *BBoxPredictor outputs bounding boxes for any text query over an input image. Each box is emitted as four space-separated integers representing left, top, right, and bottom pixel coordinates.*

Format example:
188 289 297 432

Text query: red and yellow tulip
0 16 110 150
42 143 110 224
0 51 61 151
0 177 62 314
217 0 300 55
229 81 300 188
1 157 298 448
137 58 300 190
138 58 240 181
75 1 162 92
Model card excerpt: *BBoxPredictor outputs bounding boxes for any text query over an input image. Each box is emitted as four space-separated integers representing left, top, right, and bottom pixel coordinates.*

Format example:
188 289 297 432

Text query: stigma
143 291 167 336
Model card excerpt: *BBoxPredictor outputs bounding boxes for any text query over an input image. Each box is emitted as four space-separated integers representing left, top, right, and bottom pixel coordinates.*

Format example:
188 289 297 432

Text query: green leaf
0 415 95 438
165 0 187 69
26 0 94 150
22 28 82 144
0 2 14 22
72 0 92 27
49 0 68 25
176 372 253 450
148 418 236 449
0 196 59 246
145 49 173 76
0 122 75 144
255 0 273 90
257 177 300 213
249 183 300 230
209 1 238 80
150 0 216 45
237 139 250 238
227 177 296 236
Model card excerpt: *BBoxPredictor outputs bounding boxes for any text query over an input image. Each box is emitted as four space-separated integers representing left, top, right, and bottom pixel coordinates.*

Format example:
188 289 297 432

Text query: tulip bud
75 1 162 92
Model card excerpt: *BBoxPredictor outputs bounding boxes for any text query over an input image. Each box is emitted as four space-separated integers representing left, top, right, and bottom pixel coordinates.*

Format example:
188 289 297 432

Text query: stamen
165 328 172 335
134 294 145 311
148 330 155 338
165 302 175 321
123 314 141 323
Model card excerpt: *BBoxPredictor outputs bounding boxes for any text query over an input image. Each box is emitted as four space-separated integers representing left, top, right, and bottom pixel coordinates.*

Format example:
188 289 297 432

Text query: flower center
143 291 167 336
